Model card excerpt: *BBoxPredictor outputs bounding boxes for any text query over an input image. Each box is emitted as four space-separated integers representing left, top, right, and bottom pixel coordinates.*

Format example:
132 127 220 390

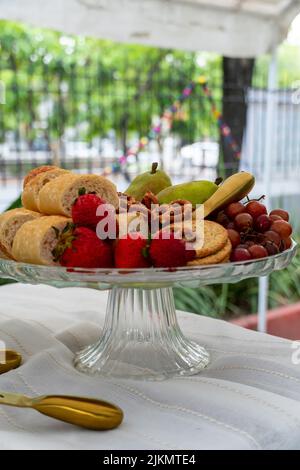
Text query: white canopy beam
0 0 299 57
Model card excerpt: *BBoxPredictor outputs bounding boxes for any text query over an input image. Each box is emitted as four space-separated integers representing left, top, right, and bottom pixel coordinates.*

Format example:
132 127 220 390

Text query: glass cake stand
0 242 297 380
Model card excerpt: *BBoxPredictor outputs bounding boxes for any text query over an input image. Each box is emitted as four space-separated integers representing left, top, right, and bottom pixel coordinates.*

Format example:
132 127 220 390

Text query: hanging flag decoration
118 80 196 168
197 76 241 160
102 74 241 177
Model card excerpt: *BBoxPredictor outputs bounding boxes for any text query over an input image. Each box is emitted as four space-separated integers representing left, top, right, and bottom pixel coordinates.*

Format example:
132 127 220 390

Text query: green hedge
174 240 300 318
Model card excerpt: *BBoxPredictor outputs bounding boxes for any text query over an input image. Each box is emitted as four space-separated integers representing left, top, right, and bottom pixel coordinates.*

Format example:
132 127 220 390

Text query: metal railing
1 44 300 208
0 50 225 187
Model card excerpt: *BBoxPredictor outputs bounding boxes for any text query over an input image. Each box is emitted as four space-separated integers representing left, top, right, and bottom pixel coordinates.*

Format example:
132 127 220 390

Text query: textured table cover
0 283 300 450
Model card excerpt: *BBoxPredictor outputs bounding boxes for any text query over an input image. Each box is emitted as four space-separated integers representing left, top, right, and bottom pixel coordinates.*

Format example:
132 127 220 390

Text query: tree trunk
221 57 255 176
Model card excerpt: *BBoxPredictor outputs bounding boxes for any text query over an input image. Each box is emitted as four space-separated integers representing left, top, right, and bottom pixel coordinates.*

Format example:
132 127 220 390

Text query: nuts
118 192 197 235
117 192 139 213
155 202 192 229
141 191 159 210
170 199 192 207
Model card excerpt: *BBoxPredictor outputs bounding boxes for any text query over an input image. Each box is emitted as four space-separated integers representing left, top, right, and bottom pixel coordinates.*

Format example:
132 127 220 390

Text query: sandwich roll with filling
0 208 42 259
23 165 62 188
38 173 119 217
12 215 72 266
22 167 69 212
0 247 10 260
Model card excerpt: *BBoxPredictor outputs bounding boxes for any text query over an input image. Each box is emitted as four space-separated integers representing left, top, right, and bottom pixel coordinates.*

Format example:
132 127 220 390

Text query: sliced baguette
38 173 119 217
12 216 72 266
22 167 69 212
0 208 42 259
23 165 60 189
0 243 11 260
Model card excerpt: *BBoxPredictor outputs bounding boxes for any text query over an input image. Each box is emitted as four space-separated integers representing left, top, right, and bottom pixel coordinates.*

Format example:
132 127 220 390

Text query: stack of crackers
187 221 232 266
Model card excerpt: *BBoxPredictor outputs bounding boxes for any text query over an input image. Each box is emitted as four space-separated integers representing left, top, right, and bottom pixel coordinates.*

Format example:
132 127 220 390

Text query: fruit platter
0 164 297 380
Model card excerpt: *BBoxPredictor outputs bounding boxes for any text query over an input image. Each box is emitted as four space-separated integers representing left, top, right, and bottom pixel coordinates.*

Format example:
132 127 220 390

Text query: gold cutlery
0 350 22 375
0 351 123 429
0 391 123 430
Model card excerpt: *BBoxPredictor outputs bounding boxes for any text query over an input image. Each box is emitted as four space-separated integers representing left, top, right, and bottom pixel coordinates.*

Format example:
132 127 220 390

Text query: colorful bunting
117 74 241 170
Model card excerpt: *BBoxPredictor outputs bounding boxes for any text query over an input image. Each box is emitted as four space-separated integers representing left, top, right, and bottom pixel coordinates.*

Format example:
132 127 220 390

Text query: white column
258 48 278 333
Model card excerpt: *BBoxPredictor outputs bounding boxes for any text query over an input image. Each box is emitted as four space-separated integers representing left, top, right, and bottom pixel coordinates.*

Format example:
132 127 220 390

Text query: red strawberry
72 194 108 229
60 227 113 268
114 233 151 269
149 231 195 268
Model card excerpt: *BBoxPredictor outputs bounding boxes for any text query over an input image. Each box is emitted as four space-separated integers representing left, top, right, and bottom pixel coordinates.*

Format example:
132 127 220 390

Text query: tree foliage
0 20 297 158
0 20 222 147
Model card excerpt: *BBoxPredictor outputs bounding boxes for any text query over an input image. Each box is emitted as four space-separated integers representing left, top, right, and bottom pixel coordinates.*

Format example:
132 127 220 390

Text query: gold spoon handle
0 392 123 430
0 350 22 375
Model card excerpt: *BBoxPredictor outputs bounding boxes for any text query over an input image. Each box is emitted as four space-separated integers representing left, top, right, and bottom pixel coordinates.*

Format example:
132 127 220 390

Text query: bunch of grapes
215 200 293 262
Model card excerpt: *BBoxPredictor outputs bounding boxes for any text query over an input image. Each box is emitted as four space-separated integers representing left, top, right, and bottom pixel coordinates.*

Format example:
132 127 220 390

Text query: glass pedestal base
74 287 210 380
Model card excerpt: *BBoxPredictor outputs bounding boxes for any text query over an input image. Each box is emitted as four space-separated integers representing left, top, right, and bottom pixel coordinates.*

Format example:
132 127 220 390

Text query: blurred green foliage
0 20 298 158
174 241 300 318
0 20 222 145
5 196 22 211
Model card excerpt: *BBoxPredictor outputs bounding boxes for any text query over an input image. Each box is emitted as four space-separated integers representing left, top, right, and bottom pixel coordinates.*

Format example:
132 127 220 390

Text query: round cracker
191 220 228 258
187 239 232 266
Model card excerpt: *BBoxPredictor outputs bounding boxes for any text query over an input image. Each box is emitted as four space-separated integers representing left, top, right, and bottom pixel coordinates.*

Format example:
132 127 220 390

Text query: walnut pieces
141 191 159 210
117 192 138 213
159 199 194 228
117 192 196 234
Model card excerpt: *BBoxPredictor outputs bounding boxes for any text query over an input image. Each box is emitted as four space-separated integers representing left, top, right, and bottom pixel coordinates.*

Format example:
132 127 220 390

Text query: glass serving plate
0 242 297 380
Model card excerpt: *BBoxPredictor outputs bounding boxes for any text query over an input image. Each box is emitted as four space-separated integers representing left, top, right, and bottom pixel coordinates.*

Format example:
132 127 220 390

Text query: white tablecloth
0 284 300 450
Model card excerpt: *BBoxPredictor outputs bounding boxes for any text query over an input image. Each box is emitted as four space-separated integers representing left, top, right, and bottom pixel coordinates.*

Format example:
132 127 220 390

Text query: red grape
283 237 292 249
246 201 267 219
264 230 281 247
227 222 235 230
279 237 292 252
236 244 250 249
265 242 279 256
269 214 282 222
248 244 268 259
270 209 289 222
234 213 253 231
271 220 292 238
216 211 230 227
225 202 245 219
227 229 241 249
255 233 266 244
255 214 271 233
231 248 251 262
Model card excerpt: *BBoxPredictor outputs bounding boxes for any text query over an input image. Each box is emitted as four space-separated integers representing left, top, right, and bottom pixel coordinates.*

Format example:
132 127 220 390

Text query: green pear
126 163 172 201
157 180 218 207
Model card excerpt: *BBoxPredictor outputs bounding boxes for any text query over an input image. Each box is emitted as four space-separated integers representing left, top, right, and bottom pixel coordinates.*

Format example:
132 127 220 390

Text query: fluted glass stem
74 287 210 380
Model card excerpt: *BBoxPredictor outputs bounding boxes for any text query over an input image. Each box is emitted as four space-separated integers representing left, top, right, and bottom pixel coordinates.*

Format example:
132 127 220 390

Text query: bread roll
23 165 60 189
0 245 10 260
38 173 119 217
12 216 72 266
0 208 42 259
22 167 69 212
